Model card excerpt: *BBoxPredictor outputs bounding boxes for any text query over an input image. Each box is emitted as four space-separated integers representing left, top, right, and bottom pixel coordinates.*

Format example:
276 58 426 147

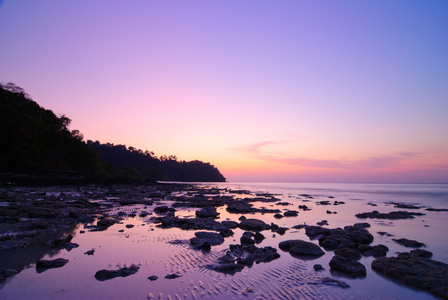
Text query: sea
1 182 447 300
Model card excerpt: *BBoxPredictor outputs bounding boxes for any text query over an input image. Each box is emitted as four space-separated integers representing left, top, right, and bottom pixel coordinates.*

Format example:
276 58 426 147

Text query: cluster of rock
94 264 139 281
301 223 388 278
206 244 280 274
355 210 425 219
372 250 448 298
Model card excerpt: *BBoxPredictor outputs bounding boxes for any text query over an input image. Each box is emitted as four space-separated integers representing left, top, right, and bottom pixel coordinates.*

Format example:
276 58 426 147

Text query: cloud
231 141 281 154
234 141 419 170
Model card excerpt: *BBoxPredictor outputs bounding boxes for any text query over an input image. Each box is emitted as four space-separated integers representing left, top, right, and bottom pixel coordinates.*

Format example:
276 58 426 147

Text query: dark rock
333 201 345 205
386 202 422 209
239 219 270 231
334 248 361 260
212 244 280 272
273 213 284 219
410 249 433 258
148 275 158 281
84 249 95 255
125 224 134 228
305 224 373 251
221 221 238 229
298 205 310 211
154 206 175 214
36 258 69 272
238 216 246 221
283 210 298 217
372 251 448 298
276 202 291 206
190 231 224 248
279 240 324 257
271 224 288 235
377 231 393 237
313 264 324 271
95 218 117 230
316 220 328 226
206 263 244 275
393 238 425 248
355 210 425 220
316 200 331 205
358 244 388 257
196 207 220 218
94 264 139 281
329 256 366 278
164 273 181 279
425 207 448 212
226 202 253 214
240 231 256 245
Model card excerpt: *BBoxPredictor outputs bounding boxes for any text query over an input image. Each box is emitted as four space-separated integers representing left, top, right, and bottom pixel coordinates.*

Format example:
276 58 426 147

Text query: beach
0 182 447 299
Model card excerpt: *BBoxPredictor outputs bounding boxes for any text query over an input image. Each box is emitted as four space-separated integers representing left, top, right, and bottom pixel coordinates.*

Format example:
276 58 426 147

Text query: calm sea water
1 182 447 300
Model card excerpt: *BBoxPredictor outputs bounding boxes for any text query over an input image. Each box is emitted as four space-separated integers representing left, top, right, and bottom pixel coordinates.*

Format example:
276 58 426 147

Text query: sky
1 1 447 183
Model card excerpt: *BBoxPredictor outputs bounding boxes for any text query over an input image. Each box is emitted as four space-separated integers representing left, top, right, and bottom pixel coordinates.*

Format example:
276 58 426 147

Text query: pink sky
1 1 447 183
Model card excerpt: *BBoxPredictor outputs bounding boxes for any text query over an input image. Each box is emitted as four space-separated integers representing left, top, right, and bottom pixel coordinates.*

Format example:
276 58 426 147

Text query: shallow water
1 182 447 300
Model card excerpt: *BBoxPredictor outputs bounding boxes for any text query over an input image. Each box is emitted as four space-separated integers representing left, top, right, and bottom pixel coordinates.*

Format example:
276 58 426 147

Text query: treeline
0 83 226 182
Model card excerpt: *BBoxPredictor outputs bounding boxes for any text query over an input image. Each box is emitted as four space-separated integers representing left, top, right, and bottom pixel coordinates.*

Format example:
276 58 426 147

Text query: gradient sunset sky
1 1 447 183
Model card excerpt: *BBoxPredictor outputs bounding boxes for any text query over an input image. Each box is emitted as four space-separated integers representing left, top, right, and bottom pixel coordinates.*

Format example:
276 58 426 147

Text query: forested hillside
0 83 226 182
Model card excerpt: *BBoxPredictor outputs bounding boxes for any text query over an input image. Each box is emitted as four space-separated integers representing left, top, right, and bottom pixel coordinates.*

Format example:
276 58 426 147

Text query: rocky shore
1 182 447 299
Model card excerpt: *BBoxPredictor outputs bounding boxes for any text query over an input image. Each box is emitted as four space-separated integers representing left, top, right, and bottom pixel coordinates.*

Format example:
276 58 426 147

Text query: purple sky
1 1 447 183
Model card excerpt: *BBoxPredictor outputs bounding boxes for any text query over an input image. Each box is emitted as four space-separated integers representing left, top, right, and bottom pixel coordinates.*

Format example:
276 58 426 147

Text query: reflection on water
1 183 447 299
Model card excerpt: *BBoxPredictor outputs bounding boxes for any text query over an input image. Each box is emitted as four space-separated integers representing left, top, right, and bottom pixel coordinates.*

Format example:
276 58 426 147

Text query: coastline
1 182 447 299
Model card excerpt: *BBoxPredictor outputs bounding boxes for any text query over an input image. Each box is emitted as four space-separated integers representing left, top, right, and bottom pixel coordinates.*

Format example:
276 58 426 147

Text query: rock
425 207 448 212
240 231 256 245
221 221 238 229
316 200 331 205
226 202 253 214
164 273 181 279
316 220 328 226
329 256 366 278
355 210 425 220
148 275 158 281
273 213 284 219
279 240 324 257
190 231 224 248
377 231 393 237
386 202 422 209
125 224 134 228
305 224 374 251
84 249 95 255
410 249 433 258
154 206 175 214
334 248 361 261
239 219 270 231
214 244 280 271
206 263 244 275
393 238 425 248
276 202 291 206
372 251 448 298
1 269 19 279
95 218 117 230
94 264 139 281
36 258 69 272
334 201 345 205
358 244 388 257
313 264 324 271
283 210 298 217
196 207 220 218
298 205 310 211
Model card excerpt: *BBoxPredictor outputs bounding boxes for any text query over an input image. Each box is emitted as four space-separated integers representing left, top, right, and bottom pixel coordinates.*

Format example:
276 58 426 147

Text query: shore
0 182 447 299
